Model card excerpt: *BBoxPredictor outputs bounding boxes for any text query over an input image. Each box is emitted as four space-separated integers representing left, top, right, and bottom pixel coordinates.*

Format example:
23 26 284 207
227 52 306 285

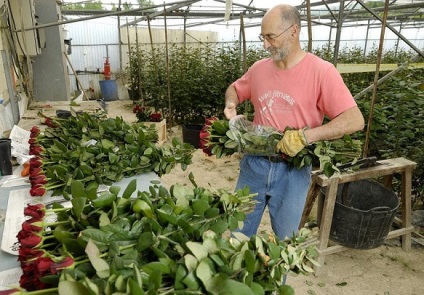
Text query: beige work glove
276 129 309 157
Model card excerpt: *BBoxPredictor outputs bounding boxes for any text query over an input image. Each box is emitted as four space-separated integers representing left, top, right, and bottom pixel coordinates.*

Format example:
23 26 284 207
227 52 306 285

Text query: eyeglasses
259 24 294 43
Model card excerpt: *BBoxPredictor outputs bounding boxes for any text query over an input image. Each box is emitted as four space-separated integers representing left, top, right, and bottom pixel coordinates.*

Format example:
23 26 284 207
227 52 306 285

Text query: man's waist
260 155 287 163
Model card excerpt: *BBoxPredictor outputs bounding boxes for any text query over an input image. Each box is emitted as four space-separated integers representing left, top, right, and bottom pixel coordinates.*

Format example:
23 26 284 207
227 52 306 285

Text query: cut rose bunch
132 104 162 122
28 111 193 197
200 117 363 178
7 177 318 295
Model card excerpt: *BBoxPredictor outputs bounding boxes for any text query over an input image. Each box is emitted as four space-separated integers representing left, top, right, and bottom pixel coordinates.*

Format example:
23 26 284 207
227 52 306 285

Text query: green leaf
58 281 92 295
92 192 116 209
85 239 110 278
136 232 155 252
81 229 112 244
71 180 86 198
181 271 200 290
209 220 229 235
53 228 75 243
279 284 295 295
323 162 336 178
141 261 170 275
192 199 209 216
186 241 208 261
71 197 87 220
128 277 144 295
184 254 199 272
108 152 119 164
122 179 137 199
175 264 188 290
171 184 191 208
109 185 121 196
196 259 214 287
101 138 115 150
244 250 255 273
206 275 256 295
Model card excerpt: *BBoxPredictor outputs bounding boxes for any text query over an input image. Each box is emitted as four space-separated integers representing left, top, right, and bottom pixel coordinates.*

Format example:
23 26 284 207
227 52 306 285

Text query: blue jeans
235 155 312 240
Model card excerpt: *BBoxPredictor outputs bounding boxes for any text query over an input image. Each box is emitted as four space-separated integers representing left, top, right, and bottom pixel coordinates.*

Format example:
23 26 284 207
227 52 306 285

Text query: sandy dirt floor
19 100 423 295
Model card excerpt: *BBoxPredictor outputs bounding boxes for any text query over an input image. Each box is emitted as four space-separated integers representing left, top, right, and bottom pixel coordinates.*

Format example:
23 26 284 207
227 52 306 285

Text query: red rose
24 204 46 218
51 256 75 274
205 116 218 126
21 219 43 233
36 257 55 273
199 117 218 156
30 157 43 169
30 184 46 197
18 247 44 262
29 167 43 177
19 233 42 248
150 113 162 122
29 145 43 156
30 126 40 138
44 118 58 128
30 175 48 186
200 126 212 156
28 138 37 145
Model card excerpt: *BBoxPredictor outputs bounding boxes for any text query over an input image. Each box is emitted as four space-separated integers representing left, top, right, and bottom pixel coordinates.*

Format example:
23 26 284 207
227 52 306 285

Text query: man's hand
276 129 309 157
224 102 237 120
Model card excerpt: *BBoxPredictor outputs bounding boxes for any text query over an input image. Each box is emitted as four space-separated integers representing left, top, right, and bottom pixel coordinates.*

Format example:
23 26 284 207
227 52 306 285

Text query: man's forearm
304 106 365 143
225 85 239 107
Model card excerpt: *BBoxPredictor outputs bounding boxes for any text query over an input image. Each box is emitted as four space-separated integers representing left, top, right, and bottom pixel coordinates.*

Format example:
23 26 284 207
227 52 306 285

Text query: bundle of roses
28 111 193 198
8 178 318 295
200 117 363 178
132 104 162 122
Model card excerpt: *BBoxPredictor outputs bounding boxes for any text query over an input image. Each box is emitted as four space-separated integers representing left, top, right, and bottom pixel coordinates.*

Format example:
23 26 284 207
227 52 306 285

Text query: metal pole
364 20 370 58
163 5 172 127
306 0 312 52
363 0 390 158
356 0 423 58
117 0 122 71
333 0 344 66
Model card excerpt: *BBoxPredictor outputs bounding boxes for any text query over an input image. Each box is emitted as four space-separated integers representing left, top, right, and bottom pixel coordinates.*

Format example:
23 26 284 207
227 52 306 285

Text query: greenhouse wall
65 17 218 99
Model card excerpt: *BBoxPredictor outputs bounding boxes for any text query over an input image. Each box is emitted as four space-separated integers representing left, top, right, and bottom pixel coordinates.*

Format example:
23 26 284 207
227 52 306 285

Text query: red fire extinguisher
104 58 111 80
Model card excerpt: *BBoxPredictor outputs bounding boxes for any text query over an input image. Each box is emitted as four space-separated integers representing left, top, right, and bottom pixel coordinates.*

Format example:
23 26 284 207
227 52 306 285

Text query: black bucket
325 179 399 249
0 138 13 176
182 124 202 148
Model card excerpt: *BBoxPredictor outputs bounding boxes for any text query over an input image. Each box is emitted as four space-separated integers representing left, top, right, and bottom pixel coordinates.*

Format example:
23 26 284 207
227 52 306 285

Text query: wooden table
300 157 417 273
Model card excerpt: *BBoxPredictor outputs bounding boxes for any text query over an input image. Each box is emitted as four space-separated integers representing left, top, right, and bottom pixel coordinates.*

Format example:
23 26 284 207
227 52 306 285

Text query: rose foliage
10 177 318 295
28 111 193 197
200 117 363 178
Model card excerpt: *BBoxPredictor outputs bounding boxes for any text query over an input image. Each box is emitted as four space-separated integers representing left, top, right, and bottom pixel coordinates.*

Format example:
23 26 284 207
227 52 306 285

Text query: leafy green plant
29 111 194 198
15 177 318 294
125 43 267 125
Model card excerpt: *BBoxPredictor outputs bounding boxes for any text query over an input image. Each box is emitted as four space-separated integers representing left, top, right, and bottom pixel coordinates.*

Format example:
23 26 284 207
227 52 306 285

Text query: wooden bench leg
299 177 319 229
401 168 413 250
315 178 339 273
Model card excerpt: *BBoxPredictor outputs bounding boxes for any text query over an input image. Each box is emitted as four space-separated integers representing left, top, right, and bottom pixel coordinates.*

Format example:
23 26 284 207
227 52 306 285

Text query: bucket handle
369 206 392 213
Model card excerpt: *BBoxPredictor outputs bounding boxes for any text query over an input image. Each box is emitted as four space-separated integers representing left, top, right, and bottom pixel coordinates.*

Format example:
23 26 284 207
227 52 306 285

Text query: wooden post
64 52 88 101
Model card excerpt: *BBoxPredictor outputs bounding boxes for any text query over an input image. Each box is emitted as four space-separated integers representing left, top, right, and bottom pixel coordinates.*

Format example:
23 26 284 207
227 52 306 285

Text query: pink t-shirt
232 53 357 131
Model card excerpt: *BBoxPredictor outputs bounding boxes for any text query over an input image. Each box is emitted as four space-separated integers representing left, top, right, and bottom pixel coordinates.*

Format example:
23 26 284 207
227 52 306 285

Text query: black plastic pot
182 124 203 148
0 138 13 176
323 179 399 249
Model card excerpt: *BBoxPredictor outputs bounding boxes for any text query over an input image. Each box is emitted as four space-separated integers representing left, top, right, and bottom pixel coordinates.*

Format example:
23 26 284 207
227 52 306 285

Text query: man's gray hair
278 5 301 29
